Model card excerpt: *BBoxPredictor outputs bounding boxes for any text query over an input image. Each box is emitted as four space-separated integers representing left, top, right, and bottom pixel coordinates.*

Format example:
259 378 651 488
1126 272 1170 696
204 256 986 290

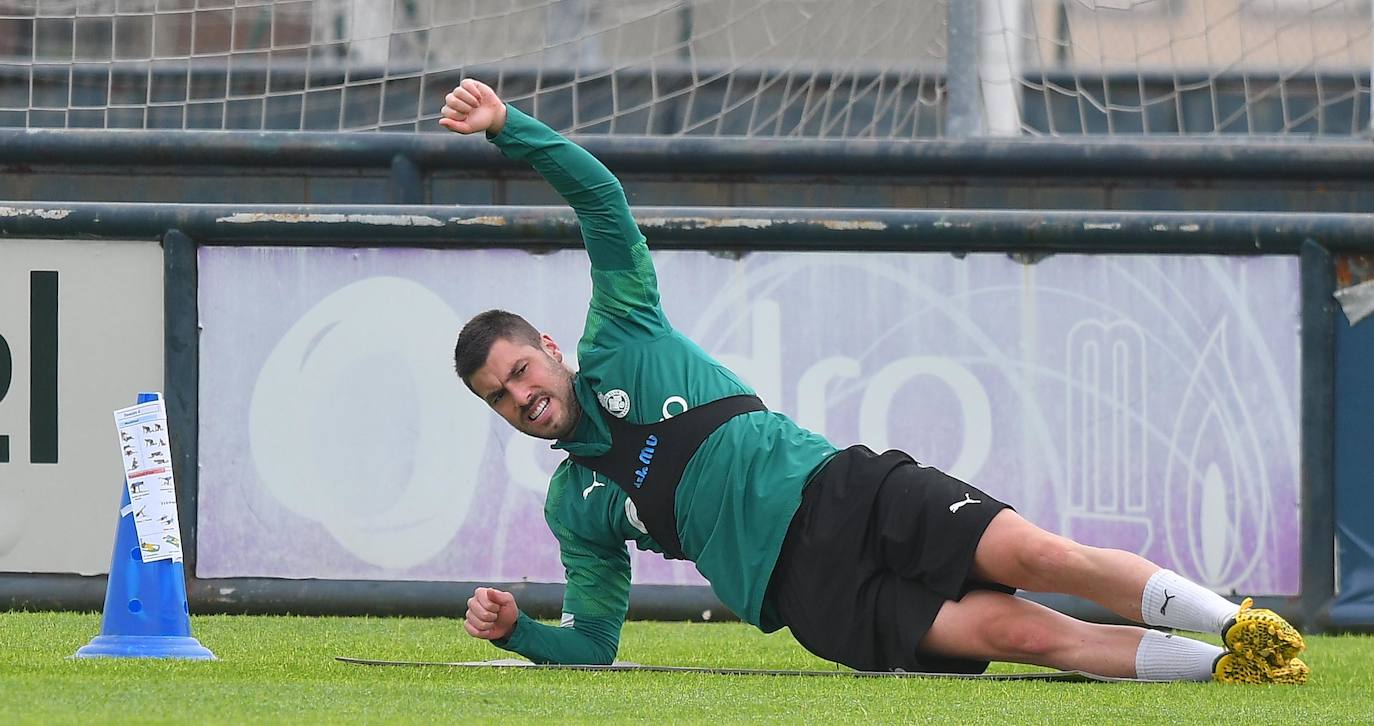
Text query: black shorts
765 445 1012 674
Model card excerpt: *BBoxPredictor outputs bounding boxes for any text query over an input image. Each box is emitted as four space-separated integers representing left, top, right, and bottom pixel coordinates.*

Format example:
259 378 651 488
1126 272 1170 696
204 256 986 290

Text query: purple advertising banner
198 247 1300 595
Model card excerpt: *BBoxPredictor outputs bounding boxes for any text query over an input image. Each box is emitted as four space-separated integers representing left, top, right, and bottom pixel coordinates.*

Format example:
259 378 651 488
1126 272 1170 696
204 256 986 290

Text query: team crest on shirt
597 389 631 418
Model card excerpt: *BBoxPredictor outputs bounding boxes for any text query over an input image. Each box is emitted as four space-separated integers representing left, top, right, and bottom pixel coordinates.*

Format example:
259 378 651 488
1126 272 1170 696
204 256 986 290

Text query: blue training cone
73 392 214 660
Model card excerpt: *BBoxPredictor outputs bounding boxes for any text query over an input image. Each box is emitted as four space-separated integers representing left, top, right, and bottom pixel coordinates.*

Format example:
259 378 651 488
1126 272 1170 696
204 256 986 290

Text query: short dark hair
454 309 543 389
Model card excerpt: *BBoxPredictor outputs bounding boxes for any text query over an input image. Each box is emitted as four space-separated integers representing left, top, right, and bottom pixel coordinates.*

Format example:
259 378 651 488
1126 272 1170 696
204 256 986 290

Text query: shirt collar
551 374 611 456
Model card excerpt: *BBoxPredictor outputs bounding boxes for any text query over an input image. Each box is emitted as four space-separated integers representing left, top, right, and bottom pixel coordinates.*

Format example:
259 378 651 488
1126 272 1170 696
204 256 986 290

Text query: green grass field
2 611 1371 724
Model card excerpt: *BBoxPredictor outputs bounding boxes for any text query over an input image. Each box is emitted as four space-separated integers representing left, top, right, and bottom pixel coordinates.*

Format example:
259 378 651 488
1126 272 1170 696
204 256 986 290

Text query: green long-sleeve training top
488 105 838 664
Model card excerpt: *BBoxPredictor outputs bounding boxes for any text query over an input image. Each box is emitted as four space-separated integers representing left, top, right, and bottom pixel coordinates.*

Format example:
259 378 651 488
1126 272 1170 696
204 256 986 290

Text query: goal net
0 0 1368 136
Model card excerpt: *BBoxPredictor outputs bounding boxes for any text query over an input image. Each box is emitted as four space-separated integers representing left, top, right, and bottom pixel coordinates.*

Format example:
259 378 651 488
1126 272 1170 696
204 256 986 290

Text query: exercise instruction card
113 397 183 563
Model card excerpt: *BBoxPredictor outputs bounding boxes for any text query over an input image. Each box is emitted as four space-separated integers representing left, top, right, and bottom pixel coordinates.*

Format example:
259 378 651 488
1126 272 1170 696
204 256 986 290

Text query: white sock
1134 629 1224 682
1140 569 1237 634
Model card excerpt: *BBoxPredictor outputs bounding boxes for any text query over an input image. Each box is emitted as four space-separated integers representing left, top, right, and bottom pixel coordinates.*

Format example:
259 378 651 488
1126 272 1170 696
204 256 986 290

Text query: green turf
1 611 1370 724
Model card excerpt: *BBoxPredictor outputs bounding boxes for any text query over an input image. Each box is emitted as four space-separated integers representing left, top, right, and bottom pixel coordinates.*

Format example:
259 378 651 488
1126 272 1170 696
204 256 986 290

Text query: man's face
468 334 580 440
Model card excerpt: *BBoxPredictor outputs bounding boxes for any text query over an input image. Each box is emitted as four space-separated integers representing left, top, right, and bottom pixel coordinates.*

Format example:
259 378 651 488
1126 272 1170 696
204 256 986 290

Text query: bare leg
971 509 1159 621
945 509 1302 684
919 589 1147 677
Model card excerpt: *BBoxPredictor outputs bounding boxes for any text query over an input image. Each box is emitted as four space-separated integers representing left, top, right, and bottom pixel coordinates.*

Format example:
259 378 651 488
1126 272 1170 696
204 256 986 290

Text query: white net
997 0 1374 135
0 0 1367 136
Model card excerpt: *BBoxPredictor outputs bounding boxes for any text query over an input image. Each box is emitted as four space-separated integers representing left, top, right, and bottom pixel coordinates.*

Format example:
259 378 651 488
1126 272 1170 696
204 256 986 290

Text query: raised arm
441 79 646 274
441 80 664 332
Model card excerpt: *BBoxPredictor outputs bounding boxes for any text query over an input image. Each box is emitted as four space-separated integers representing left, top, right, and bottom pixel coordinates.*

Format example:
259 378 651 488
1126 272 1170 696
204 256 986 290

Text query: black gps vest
568 394 767 560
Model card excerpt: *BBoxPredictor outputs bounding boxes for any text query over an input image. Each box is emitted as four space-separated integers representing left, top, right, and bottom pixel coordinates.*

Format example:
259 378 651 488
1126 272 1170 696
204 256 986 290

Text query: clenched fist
439 78 507 136
465 586 519 640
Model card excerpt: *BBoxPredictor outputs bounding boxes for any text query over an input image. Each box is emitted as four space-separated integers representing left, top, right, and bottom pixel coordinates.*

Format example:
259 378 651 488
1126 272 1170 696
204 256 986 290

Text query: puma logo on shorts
948 493 981 513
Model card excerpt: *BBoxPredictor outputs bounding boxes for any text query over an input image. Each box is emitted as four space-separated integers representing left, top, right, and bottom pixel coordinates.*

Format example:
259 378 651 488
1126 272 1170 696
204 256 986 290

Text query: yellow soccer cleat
1222 597 1306 667
1213 652 1310 685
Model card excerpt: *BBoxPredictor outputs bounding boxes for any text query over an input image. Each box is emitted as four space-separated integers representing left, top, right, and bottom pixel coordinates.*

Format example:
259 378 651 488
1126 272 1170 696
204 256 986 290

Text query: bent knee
1016 535 1090 587
981 618 1065 660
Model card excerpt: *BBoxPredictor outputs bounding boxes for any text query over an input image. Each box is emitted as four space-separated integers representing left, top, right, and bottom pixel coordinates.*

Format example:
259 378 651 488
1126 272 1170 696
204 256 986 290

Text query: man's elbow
530 644 615 666
586 639 618 666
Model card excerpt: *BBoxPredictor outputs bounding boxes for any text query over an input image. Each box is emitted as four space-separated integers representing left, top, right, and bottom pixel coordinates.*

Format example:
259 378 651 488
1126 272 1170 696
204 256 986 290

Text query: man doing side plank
440 79 1307 684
